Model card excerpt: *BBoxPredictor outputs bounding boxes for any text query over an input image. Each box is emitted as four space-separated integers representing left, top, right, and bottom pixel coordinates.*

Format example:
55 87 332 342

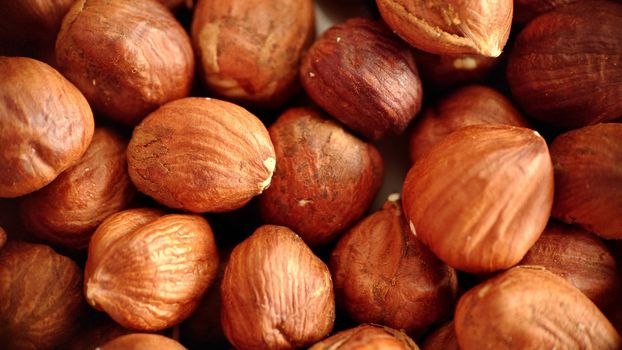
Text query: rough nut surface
259 107 383 247
0 56 94 198
331 197 457 332
98 334 188 350
301 18 422 140
309 324 420 350
403 125 554 273
455 266 622 349
192 0 314 107
84 208 219 331
0 241 84 350
20 128 135 249
221 225 335 350
127 97 276 213
56 0 194 125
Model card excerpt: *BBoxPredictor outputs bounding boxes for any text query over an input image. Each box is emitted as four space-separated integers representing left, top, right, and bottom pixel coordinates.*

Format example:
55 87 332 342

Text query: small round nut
309 324 420 350
0 56 94 198
98 334 187 350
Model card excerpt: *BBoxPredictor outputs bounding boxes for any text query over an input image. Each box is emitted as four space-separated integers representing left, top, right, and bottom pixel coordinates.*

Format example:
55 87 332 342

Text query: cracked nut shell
84 208 219 331
127 97 276 213
221 225 335 350
309 324 420 350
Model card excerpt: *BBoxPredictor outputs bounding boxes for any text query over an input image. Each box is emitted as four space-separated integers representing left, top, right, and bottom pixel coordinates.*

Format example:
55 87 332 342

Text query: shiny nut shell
85 209 219 331
0 56 94 198
221 225 335 349
403 125 554 273
455 266 622 349
127 97 276 213
309 324 420 350
98 334 187 350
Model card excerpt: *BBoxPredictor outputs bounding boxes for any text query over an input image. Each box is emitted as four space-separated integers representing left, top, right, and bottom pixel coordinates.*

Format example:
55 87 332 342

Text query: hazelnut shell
98 334 187 350
309 324 420 350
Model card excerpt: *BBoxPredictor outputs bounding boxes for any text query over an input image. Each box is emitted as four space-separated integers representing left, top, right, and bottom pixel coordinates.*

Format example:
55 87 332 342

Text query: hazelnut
0 241 84 350
520 220 620 309
549 123 622 239
19 128 135 249
0 56 94 198
514 0 579 25
56 0 194 125
376 0 513 57
300 18 422 140
221 225 335 349
259 107 383 247
98 334 187 350
402 125 554 273
409 85 529 163
127 97 276 213
192 0 315 108
422 321 458 350
84 208 219 331
455 266 622 349
330 195 458 332
507 0 622 129
309 324 420 350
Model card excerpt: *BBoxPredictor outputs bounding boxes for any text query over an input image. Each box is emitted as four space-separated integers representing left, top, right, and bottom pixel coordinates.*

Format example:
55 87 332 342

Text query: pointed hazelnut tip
258 157 276 193
387 193 401 202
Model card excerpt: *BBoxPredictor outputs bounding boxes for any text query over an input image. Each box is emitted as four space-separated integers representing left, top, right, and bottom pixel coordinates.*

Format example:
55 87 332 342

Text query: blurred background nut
409 85 529 163
309 324 420 350
507 0 622 129
61 314 132 350
330 196 458 332
221 225 335 350
300 18 422 140
422 321 458 350
455 266 622 349
84 209 219 331
0 241 84 350
550 123 622 239
259 107 383 247
513 0 580 25
19 128 135 250
520 220 620 310
56 0 194 125
192 0 314 108
127 98 276 213
376 0 512 57
403 125 554 273
0 56 94 198
98 334 187 350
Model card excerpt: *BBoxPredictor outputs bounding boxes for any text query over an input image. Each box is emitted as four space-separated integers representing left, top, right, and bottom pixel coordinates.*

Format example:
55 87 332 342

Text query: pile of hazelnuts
0 0 621 349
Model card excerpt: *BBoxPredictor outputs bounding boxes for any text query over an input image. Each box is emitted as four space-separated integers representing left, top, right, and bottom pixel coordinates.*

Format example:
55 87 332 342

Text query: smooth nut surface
0 56 94 198
56 0 194 125
192 0 314 107
85 208 219 331
376 0 512 57
20 128 135 249
0 241 84 350
507 0 622 129
309 324 420 350
221 225 335 350
98 333 187 350
127 97 276 213
331 197 457 332
259 107 383 247
550 123 622 239
455 266 622 349
403 125 554 273
301 18 422 140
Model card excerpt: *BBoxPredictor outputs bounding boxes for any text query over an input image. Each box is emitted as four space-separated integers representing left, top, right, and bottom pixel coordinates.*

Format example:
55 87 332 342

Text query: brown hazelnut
259 107 383 247
127 97 276 213
376 0 512 57
84 208 219 331
507 0 622 129
221 225 335 349
549 123 622 239
192 0 315 108
520 220 620 309
422 321 458 350
514 0 579 25
402 125 554 273
409 85 529 163
300 18 422 140
56 0 194 125
330 195 458 332
19 128 135 249
0 241 84 350
309 324 420 350
455 266 622 349
98 334 187 350
0 56 94 198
